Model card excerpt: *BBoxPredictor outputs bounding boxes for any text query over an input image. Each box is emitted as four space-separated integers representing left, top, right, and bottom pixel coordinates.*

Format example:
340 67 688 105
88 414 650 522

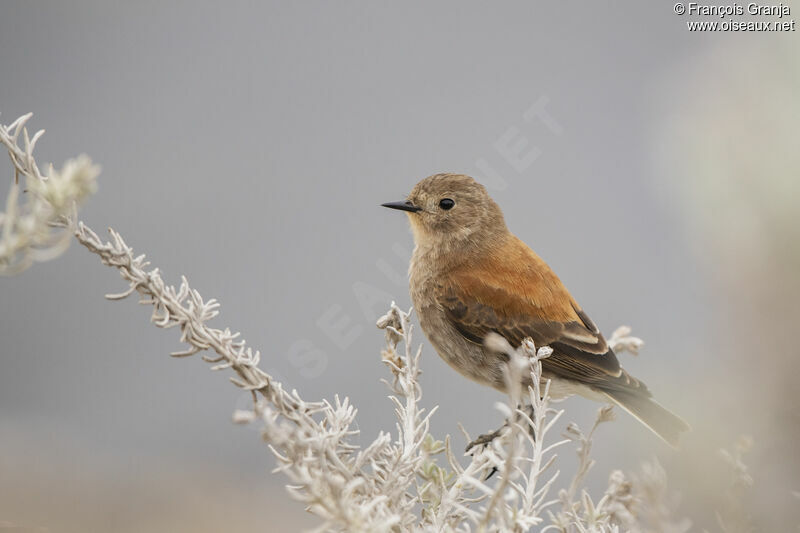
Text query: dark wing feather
435 276 649 394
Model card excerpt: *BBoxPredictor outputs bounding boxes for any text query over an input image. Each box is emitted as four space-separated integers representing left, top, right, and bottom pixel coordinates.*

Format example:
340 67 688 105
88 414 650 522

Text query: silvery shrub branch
0 113 99 275
2 112 695 532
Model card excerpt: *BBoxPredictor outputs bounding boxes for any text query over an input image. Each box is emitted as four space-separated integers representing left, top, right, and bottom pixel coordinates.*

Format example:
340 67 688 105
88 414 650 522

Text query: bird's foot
466 428 506 481
465 426 506 454
465 405 536 455
464 405 537 480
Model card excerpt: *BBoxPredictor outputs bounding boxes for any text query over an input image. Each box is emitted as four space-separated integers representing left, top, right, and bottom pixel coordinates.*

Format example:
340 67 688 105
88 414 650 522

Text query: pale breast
409 254 507 390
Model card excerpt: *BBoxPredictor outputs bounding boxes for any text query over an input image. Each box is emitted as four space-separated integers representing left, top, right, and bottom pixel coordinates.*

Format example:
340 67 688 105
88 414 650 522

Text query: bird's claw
465 427 505 454
466 428 506 481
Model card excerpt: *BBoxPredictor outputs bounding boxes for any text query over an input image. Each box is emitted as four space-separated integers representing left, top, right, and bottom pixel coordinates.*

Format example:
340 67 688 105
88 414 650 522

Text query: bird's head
382 173 507 252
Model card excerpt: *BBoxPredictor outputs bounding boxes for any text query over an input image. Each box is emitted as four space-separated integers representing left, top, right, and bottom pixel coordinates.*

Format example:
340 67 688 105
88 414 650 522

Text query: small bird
382 173 689 447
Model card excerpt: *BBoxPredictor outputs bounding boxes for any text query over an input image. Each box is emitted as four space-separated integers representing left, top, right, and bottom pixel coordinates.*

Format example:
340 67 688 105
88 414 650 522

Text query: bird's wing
434 242 643 391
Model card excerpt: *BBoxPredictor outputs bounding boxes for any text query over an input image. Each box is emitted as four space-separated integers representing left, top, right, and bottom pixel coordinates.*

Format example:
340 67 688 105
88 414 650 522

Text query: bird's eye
438 198 455 210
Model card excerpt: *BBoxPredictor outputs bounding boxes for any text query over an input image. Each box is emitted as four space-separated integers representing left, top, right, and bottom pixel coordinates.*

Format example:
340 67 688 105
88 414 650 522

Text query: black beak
381 200 421 213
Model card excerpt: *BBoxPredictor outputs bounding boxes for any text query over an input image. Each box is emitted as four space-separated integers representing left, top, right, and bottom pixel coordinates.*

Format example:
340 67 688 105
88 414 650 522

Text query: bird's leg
465 403 536 454
465 425 507 454
466 425 506 481
522 403 536 440
466 403 536 481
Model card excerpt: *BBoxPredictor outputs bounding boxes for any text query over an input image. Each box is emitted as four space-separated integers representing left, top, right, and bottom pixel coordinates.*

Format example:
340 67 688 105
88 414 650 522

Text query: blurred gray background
2 2 798 531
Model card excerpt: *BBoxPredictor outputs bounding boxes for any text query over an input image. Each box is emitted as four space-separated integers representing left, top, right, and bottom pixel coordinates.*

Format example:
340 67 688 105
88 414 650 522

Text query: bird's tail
601 389 690 448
